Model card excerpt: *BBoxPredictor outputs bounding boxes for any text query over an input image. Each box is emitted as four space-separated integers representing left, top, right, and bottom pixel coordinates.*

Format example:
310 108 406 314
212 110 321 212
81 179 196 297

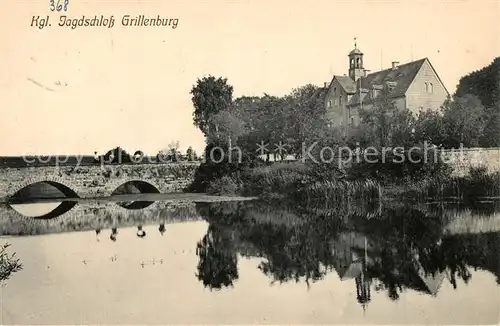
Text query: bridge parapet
0 162 200 201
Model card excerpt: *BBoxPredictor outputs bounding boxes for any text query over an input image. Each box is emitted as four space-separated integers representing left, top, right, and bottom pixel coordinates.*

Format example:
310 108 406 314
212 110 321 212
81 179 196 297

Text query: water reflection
0 200 202 236
159 223 166 235
9 201 78 219
196 223 239 290
136 225 146 238
110 227 118 242
194 200 500 306
1 198 500 324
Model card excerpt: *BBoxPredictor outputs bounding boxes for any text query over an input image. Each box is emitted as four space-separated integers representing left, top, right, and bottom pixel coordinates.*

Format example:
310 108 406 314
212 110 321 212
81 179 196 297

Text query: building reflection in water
191 200 500 309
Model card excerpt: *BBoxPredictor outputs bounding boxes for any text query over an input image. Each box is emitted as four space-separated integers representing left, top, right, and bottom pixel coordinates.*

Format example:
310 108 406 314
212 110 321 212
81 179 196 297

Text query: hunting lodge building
324 43 449 136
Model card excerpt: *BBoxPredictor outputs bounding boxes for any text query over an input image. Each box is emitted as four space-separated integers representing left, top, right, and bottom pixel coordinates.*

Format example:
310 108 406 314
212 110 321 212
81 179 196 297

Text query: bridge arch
7 174 80 202
106 178 162 197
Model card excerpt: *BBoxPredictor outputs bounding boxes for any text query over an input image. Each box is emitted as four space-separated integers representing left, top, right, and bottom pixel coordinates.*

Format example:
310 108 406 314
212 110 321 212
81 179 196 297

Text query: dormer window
386 81 396 93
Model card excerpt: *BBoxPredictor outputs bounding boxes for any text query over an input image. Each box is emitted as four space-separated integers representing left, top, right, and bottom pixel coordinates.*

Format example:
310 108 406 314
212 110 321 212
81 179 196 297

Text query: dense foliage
189 58 500 196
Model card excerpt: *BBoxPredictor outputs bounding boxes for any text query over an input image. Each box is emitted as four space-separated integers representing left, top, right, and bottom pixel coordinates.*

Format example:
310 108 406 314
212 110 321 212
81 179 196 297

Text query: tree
190 76 234 135
186 146 198 161
480 101 500 147
102 147 132 164
358 91 416 148
166 141 182 162
285 85 330 156
414 109 445 146
455 57 500 109
0 243 22 286
207 110 247 145
441 95 486 148
453 58 500 147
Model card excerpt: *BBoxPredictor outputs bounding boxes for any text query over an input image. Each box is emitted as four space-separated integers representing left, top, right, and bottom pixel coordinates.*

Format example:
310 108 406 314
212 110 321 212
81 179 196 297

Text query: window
328 100 332 108
333 98 337 105
334 87 336 94
425 82 434 93
351 117 355 125
339 96 342 105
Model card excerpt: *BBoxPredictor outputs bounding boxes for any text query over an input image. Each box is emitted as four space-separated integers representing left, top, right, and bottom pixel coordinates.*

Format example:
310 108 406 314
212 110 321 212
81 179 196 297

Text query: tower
348 38 364 81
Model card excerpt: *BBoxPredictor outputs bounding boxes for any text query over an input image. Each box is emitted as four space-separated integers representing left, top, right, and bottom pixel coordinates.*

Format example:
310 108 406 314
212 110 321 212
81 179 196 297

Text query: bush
188 141 263 193
206 176 240 196
239 162 310 198
347 148 452 185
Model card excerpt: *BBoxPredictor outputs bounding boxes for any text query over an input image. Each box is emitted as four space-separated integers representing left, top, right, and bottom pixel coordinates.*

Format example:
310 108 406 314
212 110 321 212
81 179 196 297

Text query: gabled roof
330 75 358 94
347 58 427 106
315 84 330 103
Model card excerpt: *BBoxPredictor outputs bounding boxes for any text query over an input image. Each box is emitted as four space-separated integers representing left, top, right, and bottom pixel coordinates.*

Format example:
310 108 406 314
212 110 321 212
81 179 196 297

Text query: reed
298 179 382 202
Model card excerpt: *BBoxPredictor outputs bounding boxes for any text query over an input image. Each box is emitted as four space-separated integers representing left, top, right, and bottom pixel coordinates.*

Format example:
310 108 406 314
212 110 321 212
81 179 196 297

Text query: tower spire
348 39 364 81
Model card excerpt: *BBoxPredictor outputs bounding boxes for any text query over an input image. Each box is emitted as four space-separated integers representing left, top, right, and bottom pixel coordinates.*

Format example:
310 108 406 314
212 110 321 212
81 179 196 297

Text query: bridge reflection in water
1 198 499 324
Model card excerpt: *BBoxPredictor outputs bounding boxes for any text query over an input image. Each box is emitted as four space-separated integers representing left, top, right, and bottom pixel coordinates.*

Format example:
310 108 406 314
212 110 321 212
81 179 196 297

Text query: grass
387 166 500 202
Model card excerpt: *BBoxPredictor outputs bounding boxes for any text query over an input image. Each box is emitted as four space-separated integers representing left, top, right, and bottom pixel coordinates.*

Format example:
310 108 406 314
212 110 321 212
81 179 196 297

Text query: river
0 197 499 324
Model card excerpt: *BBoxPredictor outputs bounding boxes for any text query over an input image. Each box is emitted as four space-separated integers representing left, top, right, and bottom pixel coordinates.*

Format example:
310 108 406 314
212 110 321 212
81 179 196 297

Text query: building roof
347 58 428 106
331 75 358 94
349 48 363 55
315 85 330 103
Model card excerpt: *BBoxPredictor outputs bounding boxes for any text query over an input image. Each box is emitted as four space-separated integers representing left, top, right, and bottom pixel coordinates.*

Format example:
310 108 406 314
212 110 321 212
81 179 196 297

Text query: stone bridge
0 162 200 203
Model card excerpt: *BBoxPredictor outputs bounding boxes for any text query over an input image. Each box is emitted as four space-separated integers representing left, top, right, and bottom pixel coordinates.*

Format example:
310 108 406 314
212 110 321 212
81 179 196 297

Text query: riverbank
200 160 500 203
3 193 257 205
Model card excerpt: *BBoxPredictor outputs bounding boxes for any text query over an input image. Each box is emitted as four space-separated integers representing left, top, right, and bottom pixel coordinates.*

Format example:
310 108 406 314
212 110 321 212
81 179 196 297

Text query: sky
0 0 498 156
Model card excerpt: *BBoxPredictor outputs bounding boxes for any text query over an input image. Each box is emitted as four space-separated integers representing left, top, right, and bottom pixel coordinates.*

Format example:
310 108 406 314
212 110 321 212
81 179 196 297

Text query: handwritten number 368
50 0 69 12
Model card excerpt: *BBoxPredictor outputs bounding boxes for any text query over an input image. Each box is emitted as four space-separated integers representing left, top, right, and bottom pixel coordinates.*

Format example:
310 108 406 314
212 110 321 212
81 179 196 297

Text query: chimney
363 69 370 77
324 82 328 88
391 61 400 70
